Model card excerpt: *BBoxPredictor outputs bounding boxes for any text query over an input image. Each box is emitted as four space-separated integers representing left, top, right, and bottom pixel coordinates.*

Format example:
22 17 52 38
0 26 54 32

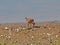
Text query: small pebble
47 33 51 36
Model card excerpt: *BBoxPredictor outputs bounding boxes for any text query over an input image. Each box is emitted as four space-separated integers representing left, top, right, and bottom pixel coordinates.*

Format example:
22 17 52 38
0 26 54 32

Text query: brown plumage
32 21 35 26
25 17 35 28
25 17 34 23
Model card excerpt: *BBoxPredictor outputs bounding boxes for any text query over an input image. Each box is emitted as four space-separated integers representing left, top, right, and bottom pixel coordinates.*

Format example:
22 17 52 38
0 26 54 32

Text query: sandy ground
0 22 60 45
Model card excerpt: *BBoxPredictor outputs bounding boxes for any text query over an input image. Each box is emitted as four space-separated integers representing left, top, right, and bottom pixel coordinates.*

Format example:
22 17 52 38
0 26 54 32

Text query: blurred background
0 0 60 23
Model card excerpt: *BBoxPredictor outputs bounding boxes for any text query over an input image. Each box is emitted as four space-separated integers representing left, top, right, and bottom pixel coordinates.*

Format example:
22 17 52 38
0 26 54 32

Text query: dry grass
0 22 60 45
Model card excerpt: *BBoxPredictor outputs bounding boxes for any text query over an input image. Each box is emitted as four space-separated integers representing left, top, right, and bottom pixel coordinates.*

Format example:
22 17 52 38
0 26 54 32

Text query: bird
25 17 35 28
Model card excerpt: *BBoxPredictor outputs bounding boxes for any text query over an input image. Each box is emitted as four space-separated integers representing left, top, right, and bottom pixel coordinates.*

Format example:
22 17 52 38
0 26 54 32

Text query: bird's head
25 17 27 19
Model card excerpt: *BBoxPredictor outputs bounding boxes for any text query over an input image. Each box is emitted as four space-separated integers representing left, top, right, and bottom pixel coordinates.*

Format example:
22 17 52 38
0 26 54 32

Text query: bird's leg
29 23 31 28
32 24 34 27
30 23 32 28
28 23 29 28
30 23 33 28
28 23 31 28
